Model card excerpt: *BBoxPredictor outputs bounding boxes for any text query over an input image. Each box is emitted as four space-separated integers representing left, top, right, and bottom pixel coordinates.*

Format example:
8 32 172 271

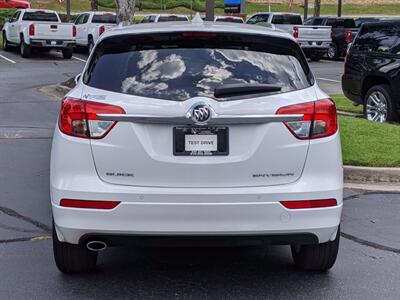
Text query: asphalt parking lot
0 49 399 299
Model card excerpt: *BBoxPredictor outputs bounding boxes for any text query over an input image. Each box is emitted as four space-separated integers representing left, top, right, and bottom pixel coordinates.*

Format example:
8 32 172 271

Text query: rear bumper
298 41 331 51
29 39 75 48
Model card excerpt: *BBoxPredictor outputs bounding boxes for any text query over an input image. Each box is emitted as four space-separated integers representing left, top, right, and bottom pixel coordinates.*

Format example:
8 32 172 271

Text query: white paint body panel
75 12 116 47
51 22 343 245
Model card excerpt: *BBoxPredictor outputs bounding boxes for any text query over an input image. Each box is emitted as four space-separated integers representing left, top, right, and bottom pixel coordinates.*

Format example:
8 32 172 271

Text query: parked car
140 14 189 23
0 0 29 9
342 20 400 122
74 11 116 53
304 17 358 60
354 17 381 28
214 15 244 23
247 12 332 61
2 9 76 58
51 16 342 273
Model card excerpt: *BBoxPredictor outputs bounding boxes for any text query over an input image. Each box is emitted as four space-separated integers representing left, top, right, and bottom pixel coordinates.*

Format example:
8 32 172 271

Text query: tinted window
326 18 355 28
75 14 85 25
272 14 302 25
22 12 59 22
84 33 311 101
92 14 116 24
82 14 89 24
216 17 244 23
353 23 399 53
11 11 21 22
304 18 323 25
158 16 188 22
247 14 269 24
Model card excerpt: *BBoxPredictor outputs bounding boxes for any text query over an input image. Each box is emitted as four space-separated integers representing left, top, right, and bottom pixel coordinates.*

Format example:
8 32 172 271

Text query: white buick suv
51 18 343 273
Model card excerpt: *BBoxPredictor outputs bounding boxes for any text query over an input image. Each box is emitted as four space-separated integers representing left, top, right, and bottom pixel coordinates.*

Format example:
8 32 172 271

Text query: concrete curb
344 165 400 184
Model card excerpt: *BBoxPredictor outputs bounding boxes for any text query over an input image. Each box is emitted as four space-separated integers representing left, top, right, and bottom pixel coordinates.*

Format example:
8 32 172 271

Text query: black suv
342 20 400 122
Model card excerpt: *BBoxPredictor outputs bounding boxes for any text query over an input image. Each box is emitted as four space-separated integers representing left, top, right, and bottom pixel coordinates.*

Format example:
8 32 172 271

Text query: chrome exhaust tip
86 240 107 252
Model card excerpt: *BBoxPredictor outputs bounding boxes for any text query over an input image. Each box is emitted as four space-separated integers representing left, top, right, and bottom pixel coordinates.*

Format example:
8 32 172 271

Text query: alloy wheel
366 91 388 122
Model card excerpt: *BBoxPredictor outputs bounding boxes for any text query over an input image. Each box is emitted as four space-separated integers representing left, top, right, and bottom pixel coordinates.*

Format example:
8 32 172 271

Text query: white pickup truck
247 12 332 61
74 11 116 53
2 9 76 58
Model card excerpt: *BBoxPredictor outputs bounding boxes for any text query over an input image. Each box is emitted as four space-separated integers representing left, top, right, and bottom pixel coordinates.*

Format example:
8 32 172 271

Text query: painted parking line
72 56 87 63
317 77 341 83
0 53 16 64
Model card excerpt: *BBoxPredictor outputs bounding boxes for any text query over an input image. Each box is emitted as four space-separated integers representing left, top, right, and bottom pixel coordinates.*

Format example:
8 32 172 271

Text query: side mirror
74 73 81 85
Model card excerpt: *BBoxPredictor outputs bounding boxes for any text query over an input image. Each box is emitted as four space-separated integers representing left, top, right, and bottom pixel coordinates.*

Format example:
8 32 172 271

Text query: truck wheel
62 48 73 59
309 52 323 62
291 226 340 271
53 223 98 273
20 38 31 58
2 31 11 51
327 43 339 60
88 37 94 54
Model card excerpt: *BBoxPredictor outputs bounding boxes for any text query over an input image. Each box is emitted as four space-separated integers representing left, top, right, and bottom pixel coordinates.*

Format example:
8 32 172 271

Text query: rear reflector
60 199 120 209
280 199 337 209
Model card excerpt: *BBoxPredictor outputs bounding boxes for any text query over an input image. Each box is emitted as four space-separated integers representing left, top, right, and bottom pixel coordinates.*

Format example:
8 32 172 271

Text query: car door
75 14 88 46
8 11 21 43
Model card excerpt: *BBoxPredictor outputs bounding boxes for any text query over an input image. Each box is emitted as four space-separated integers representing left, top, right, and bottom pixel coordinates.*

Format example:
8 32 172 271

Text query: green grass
331 95 363 114
339 115 400 167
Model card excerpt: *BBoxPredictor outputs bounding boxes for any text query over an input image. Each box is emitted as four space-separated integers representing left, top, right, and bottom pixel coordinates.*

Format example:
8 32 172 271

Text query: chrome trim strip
97 114 304 125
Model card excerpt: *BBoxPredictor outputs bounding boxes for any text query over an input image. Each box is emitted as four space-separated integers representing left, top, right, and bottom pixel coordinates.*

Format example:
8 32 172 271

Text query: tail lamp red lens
58 98 125 139
99 25 105 36
29 24 35 36
60 199 120 209
345 30 352 43
72 25 76 37
280 199 337 209
276 99 337 140
293 26 299 39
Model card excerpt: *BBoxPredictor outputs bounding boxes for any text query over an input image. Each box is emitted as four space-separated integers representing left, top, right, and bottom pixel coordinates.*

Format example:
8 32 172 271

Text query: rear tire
327 43 339 60
62 48 73 59
52 223 98 273
309 52 323 62
364 84 399 122
88 37 94 54
291 226 340 271
2 31 11 51
20 37 31 58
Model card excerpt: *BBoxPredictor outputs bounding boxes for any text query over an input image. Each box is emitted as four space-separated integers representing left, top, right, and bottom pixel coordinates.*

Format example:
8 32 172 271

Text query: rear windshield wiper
214 83 282 98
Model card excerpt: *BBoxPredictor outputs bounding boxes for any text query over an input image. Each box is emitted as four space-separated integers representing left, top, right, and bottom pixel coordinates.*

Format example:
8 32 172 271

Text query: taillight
345 30 352 43
99 25 105 36
60 199 120 209
280 199 337 209
276 99 337 140
29 24 35 36
72 25 76 37
58 98 125 139
293 26 299 39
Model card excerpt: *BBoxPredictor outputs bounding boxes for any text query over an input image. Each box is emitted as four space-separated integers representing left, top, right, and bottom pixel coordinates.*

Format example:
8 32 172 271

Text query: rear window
326 18 355 28
92 14 116 24
84 32 311 101
216 17 244 23
272 14 302 25
352 23 399 53
22 11 59 22
158 16 188 22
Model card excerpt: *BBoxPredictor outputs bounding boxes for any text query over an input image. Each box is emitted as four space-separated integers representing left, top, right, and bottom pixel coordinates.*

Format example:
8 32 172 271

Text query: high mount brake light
181 32 218 38
280 199 337 209
58 98 125 139
276 99 337 140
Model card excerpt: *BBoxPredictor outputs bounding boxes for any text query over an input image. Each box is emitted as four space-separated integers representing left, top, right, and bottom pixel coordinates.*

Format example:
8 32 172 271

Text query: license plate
174 127 229 156
51 41 57 45
312 42 317 46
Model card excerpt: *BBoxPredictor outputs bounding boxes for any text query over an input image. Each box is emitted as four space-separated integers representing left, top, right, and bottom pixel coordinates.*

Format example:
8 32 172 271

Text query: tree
115 0 135 25
314 0 321 17
91 0 98 11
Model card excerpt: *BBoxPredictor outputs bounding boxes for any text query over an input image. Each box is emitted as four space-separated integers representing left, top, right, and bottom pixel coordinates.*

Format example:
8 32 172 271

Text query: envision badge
189 104 212 125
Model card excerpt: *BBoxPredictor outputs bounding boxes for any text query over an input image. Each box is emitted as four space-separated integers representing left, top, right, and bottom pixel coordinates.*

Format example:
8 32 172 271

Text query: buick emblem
189 104 212 125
